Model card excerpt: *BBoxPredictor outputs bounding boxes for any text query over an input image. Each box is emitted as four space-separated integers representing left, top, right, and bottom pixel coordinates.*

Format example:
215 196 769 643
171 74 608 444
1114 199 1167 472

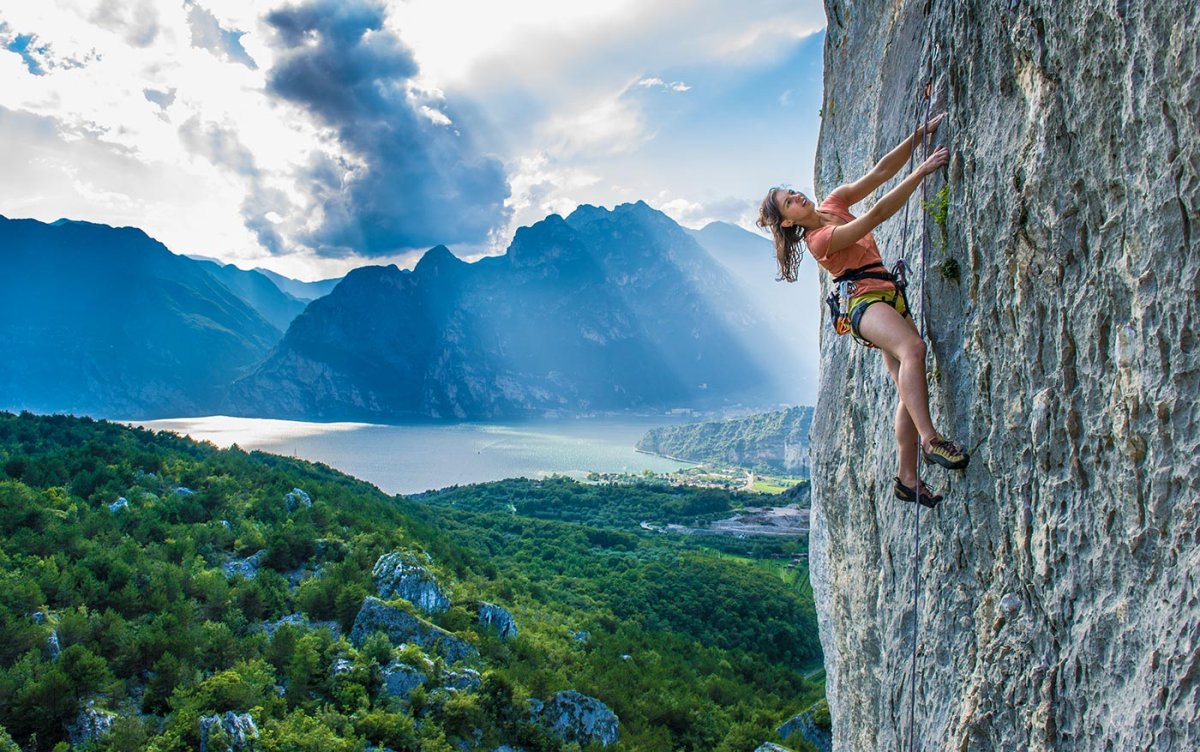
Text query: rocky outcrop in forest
808 1 1199 750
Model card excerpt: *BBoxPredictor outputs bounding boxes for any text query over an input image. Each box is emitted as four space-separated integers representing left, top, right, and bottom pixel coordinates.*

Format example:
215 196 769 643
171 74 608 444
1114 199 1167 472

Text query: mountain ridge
230 201 780 421
0 214 281 419
2 203 796 422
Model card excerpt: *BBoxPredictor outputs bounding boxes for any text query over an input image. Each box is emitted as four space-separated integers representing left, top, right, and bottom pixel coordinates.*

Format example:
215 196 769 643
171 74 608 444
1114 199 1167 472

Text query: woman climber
757 113 968 507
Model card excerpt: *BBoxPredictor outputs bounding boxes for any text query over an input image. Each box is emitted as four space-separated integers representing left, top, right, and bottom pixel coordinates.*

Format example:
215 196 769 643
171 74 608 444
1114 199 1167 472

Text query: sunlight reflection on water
131 415 691 495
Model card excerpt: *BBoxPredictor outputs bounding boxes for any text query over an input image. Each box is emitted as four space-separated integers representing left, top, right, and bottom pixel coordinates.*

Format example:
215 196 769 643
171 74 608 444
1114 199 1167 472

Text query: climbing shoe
923 435 970 470
894 477 942 508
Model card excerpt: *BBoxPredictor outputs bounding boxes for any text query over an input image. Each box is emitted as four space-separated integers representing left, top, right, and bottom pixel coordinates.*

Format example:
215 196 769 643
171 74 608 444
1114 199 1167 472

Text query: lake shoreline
129 414 696 495
633 447 702 465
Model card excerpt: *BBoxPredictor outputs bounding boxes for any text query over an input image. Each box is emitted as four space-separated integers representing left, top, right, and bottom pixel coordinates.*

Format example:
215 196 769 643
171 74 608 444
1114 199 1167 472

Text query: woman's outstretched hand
923 112 946 135
920 145 949 175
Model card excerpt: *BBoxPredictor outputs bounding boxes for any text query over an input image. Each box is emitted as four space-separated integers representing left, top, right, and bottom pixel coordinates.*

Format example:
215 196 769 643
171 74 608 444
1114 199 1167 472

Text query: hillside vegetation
636 407 814 473
0 412 822 751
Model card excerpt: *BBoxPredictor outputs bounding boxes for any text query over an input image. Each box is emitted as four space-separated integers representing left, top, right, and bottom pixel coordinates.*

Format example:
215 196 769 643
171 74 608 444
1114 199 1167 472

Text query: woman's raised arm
826 145 948 254
831 113 945 206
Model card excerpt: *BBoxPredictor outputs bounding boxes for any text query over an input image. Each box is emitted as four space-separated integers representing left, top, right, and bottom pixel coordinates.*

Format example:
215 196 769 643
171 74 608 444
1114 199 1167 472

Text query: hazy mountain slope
255 268 343 301
230 202 778 420
195 259 308 332
637 406 814 473
0 215 280 418
689 222 820 404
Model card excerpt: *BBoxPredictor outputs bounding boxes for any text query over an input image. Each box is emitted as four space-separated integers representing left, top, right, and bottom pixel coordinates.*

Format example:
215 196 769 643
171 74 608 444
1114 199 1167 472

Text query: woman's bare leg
857 302 939 449
883 351 920 486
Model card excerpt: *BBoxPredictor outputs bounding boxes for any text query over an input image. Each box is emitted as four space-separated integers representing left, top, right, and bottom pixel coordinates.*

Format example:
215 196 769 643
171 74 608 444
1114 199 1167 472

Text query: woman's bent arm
827 145 948 254
831 113 945 206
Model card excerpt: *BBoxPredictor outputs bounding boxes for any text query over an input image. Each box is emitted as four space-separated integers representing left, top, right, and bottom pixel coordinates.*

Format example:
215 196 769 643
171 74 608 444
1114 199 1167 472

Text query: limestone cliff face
808 2 1199 750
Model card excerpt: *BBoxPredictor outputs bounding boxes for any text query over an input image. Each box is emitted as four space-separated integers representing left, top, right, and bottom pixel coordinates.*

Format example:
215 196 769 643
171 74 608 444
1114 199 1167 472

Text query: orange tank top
803 193 896 296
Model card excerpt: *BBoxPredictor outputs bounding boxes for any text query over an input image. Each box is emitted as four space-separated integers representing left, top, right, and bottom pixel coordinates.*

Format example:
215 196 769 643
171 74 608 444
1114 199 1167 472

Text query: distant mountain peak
508 214 586 269
563 203 610 231
338 263 405 290
253 268 344 302
692 221 774 250
698 220 742 232
49 217 134 234
414 244 466 276
513 213 570 237
566 201 678 239
229 199 775 420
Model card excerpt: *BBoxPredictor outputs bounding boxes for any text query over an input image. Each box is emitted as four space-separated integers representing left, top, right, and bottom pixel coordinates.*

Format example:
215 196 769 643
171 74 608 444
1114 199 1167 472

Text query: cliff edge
809 1 1199 750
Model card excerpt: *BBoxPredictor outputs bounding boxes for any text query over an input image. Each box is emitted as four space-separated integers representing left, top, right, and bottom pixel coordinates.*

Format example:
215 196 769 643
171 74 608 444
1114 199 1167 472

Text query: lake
132 415 694 495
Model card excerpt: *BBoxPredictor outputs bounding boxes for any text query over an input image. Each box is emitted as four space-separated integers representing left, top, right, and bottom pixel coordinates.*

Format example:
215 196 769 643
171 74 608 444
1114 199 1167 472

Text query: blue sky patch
6 33 46 76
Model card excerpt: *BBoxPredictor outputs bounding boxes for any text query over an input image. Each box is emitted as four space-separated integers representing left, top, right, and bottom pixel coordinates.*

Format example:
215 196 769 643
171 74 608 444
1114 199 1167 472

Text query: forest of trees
0 412 824 751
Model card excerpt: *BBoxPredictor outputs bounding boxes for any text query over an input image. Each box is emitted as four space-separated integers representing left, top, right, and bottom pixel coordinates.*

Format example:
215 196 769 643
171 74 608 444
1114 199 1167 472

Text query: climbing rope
908 88 933 752
896 11 940 752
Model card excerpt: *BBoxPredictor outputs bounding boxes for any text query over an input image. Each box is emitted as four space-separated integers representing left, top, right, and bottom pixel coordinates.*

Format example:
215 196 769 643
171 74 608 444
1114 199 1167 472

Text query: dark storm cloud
185 1 257 69
264 0 510 256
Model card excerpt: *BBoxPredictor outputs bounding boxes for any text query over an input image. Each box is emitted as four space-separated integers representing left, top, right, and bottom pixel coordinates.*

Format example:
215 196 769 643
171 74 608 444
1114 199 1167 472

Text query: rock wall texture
808 1 1199 750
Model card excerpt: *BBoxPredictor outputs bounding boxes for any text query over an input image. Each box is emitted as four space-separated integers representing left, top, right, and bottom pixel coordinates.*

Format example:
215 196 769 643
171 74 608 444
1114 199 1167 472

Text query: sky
0 0 826 281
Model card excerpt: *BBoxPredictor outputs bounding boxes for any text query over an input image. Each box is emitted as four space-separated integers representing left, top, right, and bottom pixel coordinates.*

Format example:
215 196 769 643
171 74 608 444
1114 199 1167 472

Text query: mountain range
2 204 802 421
0 215 283 418
229 201 780 420
192 259 308 332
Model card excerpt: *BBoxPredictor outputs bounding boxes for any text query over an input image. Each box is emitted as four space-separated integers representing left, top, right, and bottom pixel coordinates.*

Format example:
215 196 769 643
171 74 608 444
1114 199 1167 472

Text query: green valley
0 412 825 751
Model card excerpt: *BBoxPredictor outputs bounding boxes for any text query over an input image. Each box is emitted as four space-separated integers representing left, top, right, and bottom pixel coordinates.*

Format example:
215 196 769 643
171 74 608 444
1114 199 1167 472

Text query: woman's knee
897 336 926 364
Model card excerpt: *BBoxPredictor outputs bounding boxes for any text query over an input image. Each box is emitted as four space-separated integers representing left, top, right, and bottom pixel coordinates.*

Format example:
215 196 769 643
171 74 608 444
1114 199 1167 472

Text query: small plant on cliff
938 257 961 282
922 183 949 250
810 699 831 729
922 183 961 282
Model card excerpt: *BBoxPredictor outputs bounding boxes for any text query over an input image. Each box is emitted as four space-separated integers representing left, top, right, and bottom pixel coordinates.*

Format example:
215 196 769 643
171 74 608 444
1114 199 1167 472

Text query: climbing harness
826 262 889 336
824 260 912 347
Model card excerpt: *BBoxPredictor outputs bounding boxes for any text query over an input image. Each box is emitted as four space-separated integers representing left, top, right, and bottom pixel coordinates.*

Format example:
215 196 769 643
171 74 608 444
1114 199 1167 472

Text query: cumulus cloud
179 116 257 176
662 194 753 229
89 0 160 48
485 151 603 252
143 87 176 110
0 104 262 261
263 0 510 256
636 77 691 92
658 194 760 231
1 22 95 76
185 0 257 69
178 115 297 254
